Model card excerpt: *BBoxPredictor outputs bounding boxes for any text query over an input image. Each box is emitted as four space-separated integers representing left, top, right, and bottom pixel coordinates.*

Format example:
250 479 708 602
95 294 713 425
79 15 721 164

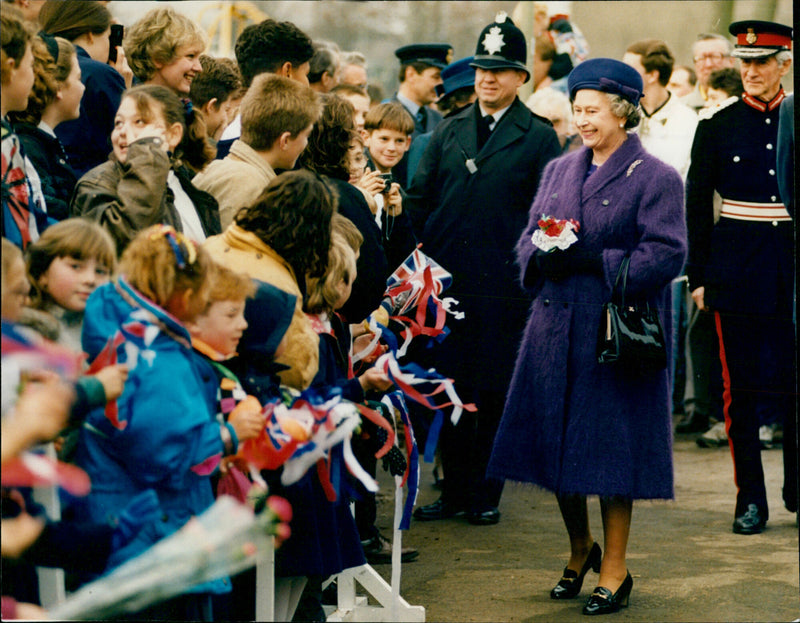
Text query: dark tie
477 113 493 150
415 108 426 133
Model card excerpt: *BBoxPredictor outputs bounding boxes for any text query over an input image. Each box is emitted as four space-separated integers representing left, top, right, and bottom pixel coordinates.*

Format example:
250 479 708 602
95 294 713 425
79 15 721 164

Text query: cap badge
746 28 758 44
446 48 454 64
483 26 505 55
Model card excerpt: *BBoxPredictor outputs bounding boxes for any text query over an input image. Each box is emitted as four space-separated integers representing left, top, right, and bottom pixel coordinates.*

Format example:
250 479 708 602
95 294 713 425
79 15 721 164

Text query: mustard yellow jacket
204 224 318 389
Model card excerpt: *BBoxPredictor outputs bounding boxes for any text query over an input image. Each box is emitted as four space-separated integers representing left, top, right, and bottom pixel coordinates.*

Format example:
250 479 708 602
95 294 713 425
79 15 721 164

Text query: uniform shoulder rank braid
698 96 738 121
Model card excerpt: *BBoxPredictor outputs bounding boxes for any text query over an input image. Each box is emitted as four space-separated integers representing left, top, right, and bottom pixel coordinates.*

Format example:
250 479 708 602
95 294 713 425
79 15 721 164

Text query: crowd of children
0 1 470 620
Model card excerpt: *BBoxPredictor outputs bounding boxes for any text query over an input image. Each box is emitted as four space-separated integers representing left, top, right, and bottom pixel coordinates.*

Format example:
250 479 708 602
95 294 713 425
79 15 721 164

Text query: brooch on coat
626 160 643 177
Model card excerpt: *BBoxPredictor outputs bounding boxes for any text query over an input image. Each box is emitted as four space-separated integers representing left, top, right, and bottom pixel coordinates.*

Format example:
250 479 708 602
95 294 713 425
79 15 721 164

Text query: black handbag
597 256 667 369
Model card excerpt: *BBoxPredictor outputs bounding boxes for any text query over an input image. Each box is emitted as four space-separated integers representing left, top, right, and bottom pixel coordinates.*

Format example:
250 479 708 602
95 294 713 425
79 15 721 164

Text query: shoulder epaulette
698 96 738 121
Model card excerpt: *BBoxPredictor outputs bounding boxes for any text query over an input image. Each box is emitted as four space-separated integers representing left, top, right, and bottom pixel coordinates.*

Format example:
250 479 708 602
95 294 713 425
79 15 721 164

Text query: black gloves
534 244 603 282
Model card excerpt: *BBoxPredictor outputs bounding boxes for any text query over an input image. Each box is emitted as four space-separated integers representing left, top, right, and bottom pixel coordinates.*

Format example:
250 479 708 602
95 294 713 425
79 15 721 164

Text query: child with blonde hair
71 84 220 254
73 225 259 620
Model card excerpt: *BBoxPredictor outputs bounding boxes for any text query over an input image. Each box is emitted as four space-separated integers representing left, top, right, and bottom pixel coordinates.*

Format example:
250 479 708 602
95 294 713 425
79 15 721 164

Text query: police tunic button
766 143 773 150
769 169 775 176
602 199 609 205
733 156 740 162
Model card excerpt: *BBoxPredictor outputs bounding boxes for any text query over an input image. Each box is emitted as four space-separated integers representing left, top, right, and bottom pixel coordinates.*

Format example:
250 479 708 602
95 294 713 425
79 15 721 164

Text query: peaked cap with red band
729 20 792 59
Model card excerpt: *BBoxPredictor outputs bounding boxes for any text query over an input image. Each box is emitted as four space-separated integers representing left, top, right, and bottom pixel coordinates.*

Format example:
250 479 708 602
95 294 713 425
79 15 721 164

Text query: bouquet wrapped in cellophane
49 495 291 620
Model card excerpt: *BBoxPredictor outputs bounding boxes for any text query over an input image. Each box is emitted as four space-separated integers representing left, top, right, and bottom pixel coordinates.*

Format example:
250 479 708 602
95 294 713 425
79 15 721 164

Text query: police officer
685 20 795 534
392 43 452 186
406 13 560 525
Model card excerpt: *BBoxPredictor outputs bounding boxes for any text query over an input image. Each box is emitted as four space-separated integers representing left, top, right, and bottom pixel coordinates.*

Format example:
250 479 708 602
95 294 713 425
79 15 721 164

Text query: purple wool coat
487 134 686 499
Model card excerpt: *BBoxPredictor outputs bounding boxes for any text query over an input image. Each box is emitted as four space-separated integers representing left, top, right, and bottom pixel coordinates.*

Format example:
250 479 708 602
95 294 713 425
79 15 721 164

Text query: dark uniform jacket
686 91 793 316
406 97 560 393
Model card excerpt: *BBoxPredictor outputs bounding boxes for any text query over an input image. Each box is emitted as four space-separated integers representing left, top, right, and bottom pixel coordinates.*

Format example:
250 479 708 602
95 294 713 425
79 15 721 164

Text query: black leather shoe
361 533 419 564
467 507 500 525
413 498 465 521
582 572 632 615
675 410 709 434
550 542 602 599
732 504 767 534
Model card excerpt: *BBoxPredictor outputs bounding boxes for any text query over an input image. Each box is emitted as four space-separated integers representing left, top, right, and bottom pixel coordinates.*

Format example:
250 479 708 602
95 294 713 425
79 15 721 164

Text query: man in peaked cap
685 20 796 534
392 43 452 186
406 12 560 526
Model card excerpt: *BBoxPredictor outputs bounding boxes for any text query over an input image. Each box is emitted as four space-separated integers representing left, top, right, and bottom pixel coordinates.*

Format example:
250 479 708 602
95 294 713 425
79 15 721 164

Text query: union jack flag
385 246 452 316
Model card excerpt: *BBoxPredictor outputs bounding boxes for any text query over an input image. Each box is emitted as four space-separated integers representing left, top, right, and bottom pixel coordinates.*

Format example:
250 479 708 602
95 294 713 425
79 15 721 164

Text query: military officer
685 20 795 534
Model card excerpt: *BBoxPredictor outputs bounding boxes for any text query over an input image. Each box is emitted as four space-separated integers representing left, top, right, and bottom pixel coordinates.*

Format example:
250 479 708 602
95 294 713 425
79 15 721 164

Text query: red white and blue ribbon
238 388 377 496
1 320 82 380
357 246 464 359
381 391 419 530
2 451 91 496
372 352 476 463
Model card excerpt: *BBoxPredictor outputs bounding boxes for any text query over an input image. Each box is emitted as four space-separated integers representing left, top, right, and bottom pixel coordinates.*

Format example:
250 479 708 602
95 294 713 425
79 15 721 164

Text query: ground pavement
371 431 799 622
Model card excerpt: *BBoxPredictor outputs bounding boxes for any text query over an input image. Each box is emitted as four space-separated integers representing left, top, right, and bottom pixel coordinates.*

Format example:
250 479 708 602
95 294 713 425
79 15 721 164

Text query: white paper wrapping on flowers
531 222 579 252
49 496 275 620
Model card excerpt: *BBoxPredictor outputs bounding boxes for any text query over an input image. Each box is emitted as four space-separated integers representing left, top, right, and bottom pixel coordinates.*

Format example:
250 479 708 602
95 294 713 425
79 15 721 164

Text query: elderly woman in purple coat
487 58 686 616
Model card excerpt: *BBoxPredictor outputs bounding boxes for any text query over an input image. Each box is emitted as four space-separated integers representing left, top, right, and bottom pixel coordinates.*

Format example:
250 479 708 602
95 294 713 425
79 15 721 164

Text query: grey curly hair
605 93 642 129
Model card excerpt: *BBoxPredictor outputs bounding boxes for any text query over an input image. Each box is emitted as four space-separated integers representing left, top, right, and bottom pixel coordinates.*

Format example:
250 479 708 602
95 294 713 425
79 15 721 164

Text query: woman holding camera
488 59 687 616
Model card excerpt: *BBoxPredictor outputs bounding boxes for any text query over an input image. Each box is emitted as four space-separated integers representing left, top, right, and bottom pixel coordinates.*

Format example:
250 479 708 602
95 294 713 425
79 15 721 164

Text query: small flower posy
531 215 581 252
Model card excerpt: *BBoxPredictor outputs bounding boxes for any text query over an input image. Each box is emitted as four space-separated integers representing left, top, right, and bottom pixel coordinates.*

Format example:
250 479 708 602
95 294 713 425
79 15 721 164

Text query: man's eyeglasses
694 53 728 64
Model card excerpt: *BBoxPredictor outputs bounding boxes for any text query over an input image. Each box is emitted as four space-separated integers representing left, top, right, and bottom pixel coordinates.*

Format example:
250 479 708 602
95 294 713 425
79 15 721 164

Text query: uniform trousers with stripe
714 309 796 519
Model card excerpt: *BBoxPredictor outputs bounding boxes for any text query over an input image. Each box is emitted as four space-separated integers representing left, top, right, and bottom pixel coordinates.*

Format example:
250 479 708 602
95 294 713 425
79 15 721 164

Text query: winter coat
327 175 414 325
487 134 687 499
70 137 221 254
55 46 125 178
192 139 277 230
75 278 230 594
405 97 561 399
14 122 77 222
204 224 319 390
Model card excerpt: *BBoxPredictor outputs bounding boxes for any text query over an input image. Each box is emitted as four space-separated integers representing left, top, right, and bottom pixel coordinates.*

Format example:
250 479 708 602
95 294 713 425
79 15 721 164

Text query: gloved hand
535 244 603 282
110 489 161 551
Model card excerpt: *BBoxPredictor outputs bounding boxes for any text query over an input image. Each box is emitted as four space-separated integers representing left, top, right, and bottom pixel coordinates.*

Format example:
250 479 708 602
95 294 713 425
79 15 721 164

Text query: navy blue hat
435 56 475 99
729 20 793 59
470 12 530 83
567 58 643 107
395 43 453 69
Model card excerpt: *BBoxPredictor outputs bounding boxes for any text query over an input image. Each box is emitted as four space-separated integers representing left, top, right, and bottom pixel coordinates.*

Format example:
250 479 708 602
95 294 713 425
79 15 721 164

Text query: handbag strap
611 255 631 306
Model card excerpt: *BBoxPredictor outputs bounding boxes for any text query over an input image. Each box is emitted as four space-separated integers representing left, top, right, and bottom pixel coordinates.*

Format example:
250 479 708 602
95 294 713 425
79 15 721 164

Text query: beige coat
204 224 318 390
193 140 276 229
